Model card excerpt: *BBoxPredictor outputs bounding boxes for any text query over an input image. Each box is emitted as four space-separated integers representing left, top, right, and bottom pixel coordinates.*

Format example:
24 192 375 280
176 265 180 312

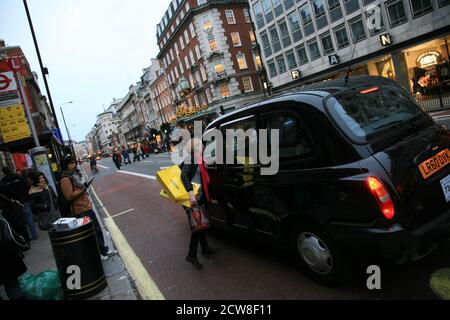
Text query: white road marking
111 208 135 218
159 166 170 169
89 187 165 300
117 170 157 180
97 164 110 169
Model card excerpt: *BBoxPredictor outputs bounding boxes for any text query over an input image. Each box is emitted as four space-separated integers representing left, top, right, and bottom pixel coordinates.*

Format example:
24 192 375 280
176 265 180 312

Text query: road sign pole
16 71 40 147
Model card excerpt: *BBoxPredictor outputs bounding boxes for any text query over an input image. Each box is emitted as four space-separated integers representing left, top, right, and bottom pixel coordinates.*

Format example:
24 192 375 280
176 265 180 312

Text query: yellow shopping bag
157 165 200 206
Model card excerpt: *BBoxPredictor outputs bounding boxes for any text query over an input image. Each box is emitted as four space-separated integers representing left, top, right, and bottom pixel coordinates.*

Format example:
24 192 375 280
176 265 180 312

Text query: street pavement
85 149 450 300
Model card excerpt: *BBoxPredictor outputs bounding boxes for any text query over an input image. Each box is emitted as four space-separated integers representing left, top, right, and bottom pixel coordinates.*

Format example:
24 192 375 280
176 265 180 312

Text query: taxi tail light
367 177 395 220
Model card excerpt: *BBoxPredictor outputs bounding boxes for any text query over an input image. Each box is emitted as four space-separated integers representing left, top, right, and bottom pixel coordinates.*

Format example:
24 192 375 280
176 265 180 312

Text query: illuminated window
214 63 226 76
249 30 256 45
209 38 218 51
231 32 242 46
219 82 230 98
202 14 212 30
237 53 248 70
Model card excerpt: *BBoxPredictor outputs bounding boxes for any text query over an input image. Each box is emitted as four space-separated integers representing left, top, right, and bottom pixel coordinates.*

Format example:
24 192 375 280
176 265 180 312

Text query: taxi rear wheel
291 221 347 286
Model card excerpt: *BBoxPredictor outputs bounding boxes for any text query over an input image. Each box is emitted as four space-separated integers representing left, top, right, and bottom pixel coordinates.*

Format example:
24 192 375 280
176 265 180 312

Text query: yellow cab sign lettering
419 149 450 179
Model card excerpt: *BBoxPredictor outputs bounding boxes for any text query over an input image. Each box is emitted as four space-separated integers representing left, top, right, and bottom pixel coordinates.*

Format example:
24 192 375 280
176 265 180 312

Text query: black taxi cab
202 76 450 285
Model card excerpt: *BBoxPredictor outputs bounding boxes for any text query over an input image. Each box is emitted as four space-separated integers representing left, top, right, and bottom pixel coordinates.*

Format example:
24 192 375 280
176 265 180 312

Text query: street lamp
60 101 74 155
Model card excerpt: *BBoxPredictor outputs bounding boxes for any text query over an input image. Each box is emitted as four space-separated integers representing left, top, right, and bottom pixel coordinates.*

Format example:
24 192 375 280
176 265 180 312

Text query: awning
182 109 218 123
0 131 60 153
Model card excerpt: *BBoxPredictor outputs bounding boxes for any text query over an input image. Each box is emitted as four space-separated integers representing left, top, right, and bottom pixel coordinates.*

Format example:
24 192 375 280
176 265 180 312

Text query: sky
0 0 169 142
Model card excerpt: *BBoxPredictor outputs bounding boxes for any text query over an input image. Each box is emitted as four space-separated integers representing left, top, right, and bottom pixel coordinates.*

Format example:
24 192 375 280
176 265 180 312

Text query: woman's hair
30 171 48 186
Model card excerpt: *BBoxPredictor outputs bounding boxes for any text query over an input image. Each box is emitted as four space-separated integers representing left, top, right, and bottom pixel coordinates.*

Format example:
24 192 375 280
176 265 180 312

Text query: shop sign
380 33 392 46
291 70 301 80
329 55 339 65
0 103 31 143
416 51 442 68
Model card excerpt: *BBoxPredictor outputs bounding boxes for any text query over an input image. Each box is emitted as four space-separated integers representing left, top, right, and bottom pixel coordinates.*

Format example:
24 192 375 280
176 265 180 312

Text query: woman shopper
28 172 60 230
180 137 219 270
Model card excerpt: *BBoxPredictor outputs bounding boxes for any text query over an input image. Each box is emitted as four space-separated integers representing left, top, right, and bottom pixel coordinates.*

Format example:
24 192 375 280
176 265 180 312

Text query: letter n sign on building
380 33 392 47
329 55 339 65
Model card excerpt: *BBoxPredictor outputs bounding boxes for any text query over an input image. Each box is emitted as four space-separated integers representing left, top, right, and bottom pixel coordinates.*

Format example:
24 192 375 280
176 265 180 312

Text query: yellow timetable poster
0 104 31 143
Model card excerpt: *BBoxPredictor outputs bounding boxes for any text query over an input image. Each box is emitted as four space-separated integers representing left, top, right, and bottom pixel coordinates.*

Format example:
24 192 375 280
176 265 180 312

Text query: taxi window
326 84 429 144
262 112 314 160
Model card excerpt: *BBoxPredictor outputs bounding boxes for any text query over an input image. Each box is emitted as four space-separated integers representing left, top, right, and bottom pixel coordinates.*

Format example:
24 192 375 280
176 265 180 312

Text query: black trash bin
49 220 107 299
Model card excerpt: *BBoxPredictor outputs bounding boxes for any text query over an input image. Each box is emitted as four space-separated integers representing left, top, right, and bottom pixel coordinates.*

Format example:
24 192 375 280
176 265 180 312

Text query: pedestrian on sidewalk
28 171 60 230
180 137 219 270
59 155 116 260
123 148 132 164
1 166 38 240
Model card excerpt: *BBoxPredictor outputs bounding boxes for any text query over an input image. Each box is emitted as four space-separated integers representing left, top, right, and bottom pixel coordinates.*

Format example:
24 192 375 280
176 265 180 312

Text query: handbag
37 189 61 231
187 204 210 233
0 209 30 251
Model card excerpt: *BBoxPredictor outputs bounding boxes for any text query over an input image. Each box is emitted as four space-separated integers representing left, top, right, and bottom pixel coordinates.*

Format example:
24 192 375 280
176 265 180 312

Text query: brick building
156 0 266 122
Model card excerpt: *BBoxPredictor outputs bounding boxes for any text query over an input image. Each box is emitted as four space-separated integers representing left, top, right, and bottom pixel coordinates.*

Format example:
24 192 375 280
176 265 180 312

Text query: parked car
203 76 450 285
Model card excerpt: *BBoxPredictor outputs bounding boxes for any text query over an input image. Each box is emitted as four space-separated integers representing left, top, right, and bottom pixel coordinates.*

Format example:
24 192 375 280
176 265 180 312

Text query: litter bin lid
49 220 93 239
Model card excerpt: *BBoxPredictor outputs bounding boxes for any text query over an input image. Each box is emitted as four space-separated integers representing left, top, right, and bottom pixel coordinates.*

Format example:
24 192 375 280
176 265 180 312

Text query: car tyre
290 221 348 286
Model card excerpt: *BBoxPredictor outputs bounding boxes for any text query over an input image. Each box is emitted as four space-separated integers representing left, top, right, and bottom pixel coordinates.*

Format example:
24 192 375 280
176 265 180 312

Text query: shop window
278 20 292 48
253 2 265 29
312 0 328 30
273 0 284 17
344 0 360 15
288 11 303 43
386 0 408 27
300 5 315 37
327 0 343 22
349 16 367 43
296 45 309 65
242 77 254 92
285 50 298 70
268 59 278 77
307 40 321 60
276 55 287 74
269 26 282 53
333 24 350 49
320 32 335 55
365 5 385 37
409 0 433 18
261 0 274 23
376 58 395 79
261 32 273 58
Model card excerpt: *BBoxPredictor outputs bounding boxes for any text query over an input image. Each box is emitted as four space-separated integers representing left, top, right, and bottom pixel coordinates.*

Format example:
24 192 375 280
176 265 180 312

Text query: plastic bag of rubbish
19 271 64 300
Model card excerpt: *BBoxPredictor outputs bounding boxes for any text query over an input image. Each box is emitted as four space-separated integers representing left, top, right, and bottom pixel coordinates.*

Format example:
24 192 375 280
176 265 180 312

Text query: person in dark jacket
1 166 38 240
112 151 121 170
180 138 218 270
0 183 28 300
28 172 60 230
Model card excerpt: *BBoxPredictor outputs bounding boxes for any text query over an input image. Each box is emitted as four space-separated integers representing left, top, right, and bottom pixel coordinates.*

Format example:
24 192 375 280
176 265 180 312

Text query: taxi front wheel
291 221 348 286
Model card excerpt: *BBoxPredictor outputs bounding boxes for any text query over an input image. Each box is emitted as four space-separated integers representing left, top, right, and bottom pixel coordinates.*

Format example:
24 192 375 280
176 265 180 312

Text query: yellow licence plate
419 148 450 179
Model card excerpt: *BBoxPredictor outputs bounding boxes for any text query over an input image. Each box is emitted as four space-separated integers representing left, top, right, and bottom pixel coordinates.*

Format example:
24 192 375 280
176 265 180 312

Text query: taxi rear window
325 84 428 144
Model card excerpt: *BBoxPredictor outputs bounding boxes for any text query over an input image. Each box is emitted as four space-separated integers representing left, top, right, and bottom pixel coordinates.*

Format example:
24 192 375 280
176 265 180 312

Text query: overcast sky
0 0 169 142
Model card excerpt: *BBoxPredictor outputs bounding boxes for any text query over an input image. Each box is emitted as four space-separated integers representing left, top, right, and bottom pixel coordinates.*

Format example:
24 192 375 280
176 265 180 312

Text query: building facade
95 111 120 153
150 67 176 127
156 0 266 120
248 0 450 102
116 85 146 143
